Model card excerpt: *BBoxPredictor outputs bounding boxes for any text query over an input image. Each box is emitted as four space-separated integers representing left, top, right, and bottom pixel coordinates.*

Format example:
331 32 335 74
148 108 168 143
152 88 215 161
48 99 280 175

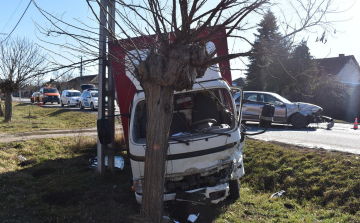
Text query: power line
1 0 32 43
1 0 24 33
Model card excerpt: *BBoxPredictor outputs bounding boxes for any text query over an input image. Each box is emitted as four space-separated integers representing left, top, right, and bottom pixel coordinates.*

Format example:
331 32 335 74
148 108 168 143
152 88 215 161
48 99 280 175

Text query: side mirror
97 118 113 145
259 104 275 128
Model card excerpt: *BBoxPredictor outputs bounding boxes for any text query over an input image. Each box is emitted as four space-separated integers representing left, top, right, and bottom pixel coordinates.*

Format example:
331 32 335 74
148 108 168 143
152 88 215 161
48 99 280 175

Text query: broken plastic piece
172 132 191 137
88 156 124 170
187 213 200 222
270 190 285 198
18 155 26 161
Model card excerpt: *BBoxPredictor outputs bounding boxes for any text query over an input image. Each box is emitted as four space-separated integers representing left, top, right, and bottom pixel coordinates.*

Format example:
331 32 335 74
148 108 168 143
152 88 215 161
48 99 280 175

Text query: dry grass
0 102 97 133
0 137 359 222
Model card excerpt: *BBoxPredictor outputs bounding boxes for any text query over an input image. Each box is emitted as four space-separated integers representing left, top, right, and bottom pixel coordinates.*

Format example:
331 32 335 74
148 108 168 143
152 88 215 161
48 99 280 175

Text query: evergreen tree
245 11 289 91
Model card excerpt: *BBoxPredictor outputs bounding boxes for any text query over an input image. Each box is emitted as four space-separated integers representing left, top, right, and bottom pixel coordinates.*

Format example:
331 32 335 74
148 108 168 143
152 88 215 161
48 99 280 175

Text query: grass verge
0 102 97 133
0 138 359 222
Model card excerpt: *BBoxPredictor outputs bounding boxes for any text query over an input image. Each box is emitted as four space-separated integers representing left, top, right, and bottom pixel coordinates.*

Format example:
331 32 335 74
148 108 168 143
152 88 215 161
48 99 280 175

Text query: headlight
94 100 98 104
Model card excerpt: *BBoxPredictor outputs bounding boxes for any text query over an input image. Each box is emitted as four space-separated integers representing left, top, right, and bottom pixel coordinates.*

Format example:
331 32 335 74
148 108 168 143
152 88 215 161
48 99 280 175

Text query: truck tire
228 179 240 200
291 113 306 128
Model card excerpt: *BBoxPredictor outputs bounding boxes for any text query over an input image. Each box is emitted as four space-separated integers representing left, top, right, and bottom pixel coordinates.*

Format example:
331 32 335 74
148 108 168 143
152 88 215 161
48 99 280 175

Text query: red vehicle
39 87 60 104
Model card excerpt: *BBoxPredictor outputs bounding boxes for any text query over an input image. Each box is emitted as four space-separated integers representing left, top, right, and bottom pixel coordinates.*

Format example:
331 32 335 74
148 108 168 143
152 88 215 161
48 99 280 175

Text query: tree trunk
4 93 12 122
140 82 174 222
0 101 3 117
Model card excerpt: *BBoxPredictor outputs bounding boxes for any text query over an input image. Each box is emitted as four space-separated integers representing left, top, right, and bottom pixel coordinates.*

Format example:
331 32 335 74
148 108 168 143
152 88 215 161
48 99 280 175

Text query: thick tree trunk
0 97 3 117
4 93 12 122
140 82 174 222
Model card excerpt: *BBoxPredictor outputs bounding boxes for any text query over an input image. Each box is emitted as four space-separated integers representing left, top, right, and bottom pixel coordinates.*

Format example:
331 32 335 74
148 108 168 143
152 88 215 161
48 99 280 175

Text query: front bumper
134 183 229 205
69 101 79 106
43 97 60 103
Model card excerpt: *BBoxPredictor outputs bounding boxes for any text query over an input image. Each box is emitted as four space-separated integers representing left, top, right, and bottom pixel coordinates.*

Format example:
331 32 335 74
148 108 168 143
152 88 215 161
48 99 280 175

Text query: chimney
339 54 345 57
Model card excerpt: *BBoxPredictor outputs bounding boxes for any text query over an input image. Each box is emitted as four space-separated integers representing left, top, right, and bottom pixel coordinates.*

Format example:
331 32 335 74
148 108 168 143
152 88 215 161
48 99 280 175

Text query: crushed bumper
135 183 229 205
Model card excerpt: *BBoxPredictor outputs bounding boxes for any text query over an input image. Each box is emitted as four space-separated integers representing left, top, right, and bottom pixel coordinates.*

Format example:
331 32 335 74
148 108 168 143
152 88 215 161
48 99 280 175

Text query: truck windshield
132 88 235 143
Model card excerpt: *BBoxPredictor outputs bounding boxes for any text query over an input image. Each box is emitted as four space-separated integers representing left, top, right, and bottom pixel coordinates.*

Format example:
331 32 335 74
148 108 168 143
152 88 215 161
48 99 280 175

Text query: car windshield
273 93 292 104
44 89 58 93
68 92 81 97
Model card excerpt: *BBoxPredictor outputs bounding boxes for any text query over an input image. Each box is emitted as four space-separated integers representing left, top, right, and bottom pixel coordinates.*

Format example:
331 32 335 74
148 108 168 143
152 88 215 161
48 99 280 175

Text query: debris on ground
270 190 285 198
187 213 200 222
88 156 124 170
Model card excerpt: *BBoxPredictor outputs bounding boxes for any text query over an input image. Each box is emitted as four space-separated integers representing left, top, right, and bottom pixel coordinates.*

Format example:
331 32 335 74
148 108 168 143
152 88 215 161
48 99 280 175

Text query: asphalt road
245 122 360 155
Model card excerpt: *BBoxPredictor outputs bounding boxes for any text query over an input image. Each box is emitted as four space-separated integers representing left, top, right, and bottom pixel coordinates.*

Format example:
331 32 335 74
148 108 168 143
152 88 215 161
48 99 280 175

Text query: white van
60 89 82 107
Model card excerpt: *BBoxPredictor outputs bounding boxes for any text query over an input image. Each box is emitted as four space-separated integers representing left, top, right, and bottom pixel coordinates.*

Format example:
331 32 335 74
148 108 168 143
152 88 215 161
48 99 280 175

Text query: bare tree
0 37 47 121
32 0 343 221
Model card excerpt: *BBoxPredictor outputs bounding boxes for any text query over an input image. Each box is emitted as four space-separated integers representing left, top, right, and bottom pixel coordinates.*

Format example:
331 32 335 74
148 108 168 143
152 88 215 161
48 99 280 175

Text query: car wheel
90 103 95 111
228 179 240 200
80 102 84 110
60 100 64 107
291 113 307 128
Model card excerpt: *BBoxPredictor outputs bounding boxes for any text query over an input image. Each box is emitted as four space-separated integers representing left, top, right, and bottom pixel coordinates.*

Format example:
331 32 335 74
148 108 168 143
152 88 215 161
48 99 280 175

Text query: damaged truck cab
129 69 245 204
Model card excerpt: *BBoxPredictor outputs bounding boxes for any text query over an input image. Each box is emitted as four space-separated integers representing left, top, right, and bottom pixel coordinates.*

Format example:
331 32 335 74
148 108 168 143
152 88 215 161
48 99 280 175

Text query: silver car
234 91 334 128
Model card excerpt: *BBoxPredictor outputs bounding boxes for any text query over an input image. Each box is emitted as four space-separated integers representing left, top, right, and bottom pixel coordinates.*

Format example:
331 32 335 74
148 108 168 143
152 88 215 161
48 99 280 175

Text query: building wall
336 58 360 86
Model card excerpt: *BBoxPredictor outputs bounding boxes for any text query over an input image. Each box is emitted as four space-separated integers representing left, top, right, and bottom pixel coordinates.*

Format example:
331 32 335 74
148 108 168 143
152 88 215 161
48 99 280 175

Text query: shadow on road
244 123 318 132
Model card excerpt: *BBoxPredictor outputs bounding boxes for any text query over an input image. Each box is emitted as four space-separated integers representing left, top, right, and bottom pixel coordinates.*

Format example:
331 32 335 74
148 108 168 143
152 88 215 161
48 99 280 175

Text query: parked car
30 92 40 103
80 84 97 92
79 90 107 110
39 87 60 104
60 89 81 107
234 91 333 128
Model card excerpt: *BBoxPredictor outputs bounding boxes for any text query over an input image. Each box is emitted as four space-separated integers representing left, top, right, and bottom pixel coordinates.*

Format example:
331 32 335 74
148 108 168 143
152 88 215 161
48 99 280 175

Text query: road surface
245 122 360 155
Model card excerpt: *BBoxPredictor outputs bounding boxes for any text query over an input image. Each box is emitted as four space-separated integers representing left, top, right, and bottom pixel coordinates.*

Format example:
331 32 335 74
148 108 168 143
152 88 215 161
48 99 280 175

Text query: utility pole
97 0 116 175
80 56 83 82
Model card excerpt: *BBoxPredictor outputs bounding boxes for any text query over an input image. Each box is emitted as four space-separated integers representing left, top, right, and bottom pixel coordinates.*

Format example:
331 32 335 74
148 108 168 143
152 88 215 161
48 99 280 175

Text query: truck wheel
228 179 240 200
90 103 95 111
60 100 64 107
291 113 306 128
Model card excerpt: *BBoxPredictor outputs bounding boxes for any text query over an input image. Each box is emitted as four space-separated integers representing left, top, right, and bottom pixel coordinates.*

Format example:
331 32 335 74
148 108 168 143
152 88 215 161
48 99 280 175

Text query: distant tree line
245 11 350 121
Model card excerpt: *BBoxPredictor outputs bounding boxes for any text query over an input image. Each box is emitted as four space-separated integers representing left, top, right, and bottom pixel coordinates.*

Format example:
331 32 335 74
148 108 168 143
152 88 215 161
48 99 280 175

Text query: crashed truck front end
129 80 245 204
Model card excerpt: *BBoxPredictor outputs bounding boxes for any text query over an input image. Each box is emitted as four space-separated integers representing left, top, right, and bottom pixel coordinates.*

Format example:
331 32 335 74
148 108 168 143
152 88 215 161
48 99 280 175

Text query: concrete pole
107 0 116 173
97 0 108 175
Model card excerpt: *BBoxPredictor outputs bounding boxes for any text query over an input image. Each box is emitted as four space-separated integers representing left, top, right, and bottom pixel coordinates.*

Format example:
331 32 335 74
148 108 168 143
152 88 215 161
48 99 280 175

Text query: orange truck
39 87 60 104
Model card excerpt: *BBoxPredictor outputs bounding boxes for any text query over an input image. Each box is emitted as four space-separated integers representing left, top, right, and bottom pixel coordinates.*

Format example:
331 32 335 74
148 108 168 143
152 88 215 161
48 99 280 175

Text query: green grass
0 102 97 133
0 137 359 222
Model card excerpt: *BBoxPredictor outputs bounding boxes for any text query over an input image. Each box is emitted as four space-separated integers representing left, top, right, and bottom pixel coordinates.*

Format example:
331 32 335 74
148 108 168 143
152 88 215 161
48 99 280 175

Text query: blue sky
1 0 359 81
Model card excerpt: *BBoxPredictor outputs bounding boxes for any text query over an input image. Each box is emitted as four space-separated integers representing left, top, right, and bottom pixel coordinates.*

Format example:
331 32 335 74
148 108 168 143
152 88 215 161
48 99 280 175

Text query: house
48 75 98 93
316 54 360 87
232 77 247 87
